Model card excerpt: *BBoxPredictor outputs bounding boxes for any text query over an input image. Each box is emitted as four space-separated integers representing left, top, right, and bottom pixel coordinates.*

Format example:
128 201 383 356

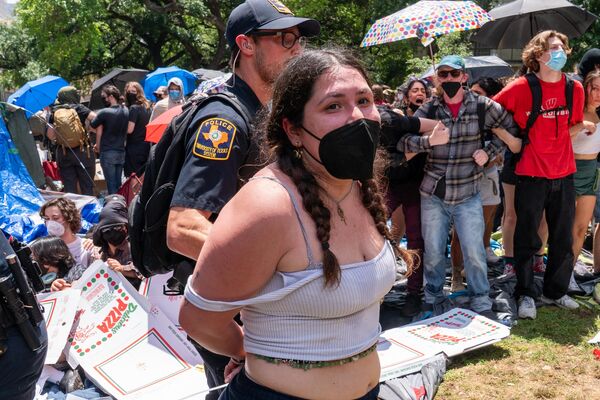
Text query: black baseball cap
225 0 320 49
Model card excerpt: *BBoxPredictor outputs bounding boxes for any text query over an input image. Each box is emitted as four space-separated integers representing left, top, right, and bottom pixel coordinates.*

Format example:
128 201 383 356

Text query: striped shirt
399 90 516 204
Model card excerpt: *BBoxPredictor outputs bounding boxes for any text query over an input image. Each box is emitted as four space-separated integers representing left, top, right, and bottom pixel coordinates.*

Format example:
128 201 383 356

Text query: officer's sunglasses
437 70 463 79
250 31 307 49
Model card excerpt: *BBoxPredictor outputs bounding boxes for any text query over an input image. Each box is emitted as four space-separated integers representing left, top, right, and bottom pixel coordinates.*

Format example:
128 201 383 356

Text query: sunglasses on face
250 31 306 49
437 70 462 79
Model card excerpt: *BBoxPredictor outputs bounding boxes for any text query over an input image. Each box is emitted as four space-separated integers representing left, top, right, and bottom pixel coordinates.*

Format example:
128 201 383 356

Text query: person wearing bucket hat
166 1 320 398
398 54 518 322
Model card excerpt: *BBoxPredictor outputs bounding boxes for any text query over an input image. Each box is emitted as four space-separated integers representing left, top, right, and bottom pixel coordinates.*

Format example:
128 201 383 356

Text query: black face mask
441 82 462 99
126 93 137 105
409 103 420 113
301 118 380 181
102 228 127 246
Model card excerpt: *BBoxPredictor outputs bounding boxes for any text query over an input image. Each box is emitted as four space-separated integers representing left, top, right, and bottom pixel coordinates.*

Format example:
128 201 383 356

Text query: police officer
167 0 319 397
0 232 47 400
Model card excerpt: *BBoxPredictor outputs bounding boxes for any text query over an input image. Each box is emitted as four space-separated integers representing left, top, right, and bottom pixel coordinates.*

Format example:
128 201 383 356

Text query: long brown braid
263 48 414 286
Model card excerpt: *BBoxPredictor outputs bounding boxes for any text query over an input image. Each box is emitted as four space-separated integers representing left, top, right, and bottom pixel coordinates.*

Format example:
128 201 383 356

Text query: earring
293 147 302 159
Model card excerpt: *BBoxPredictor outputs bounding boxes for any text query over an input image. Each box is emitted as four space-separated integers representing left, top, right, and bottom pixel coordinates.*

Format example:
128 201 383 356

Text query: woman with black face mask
124 81 151 177
180 48 416 400
92 194 140 288
401 78 431 117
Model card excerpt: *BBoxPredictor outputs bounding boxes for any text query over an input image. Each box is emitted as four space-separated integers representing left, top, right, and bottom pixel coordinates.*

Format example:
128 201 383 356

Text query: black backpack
129 93 252 277
514 72 574 161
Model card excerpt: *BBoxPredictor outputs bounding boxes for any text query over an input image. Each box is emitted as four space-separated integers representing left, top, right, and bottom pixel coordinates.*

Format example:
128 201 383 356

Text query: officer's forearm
167 207 213 260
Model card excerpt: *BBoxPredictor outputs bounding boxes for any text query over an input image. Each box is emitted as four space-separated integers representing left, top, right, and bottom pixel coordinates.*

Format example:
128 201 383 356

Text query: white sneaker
518 296 537 319
573 260 594 277
486 247 500 263
541 294 579 310
567 273 582 293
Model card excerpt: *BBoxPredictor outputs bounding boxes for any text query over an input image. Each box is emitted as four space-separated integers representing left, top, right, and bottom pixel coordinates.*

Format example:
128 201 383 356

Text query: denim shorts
218 368 380 400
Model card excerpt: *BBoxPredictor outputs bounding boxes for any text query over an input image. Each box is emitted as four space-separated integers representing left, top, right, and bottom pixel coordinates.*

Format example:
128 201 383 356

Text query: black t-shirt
127 104 151 145
90 105 129 152
170 76 262 215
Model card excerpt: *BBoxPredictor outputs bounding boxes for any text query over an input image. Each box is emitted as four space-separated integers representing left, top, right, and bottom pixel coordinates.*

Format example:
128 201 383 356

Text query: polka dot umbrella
361 0 492 63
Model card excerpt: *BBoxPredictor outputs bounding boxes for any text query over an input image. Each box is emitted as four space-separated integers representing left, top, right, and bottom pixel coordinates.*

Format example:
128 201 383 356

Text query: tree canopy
0 0 597 92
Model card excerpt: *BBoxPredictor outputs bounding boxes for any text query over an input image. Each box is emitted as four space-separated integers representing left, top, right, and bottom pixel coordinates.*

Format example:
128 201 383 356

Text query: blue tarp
0 115 44 241
0 117 101 242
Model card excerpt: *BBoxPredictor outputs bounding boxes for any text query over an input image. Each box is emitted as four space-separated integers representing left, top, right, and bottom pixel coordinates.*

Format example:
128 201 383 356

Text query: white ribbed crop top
184 176 397 361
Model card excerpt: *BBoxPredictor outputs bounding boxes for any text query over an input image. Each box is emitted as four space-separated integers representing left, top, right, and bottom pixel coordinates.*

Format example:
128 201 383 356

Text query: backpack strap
476 95 487 149
565 75 574 126
524 72 542 136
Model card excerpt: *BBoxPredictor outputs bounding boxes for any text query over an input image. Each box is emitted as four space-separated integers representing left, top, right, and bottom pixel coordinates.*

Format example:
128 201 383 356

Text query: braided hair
263 48 414 287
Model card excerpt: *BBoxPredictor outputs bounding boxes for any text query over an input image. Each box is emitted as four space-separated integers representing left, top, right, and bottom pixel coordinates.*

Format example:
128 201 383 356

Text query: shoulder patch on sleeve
192 117 237 160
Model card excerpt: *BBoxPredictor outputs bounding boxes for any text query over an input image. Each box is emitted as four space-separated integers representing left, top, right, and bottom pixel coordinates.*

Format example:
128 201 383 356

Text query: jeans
100 150 125 194
420 193 492 312
514 175 575 299
219 368 380 400
0 322 48 400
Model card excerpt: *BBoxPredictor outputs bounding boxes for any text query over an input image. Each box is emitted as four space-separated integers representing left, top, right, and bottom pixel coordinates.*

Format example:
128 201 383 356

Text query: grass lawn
435 305 600 400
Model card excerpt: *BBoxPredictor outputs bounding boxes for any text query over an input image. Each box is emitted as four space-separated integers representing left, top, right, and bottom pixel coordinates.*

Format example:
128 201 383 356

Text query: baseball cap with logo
436 55 466 71
225 0 321 49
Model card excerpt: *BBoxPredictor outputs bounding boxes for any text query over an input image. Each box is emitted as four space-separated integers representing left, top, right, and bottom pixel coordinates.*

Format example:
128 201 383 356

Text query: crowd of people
4 0 600 399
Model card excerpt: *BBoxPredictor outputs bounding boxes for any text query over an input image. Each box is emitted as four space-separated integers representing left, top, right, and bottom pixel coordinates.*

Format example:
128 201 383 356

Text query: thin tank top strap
249 176 317 267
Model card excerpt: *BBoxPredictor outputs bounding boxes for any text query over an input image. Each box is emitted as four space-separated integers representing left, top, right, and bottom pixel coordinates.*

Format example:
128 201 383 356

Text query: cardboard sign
378 308 510 381
138 272 183 328
38 289 81 364
67 261 209 400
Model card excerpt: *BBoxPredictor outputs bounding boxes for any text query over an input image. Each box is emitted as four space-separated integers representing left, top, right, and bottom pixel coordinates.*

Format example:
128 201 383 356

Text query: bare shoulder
215 165 297 232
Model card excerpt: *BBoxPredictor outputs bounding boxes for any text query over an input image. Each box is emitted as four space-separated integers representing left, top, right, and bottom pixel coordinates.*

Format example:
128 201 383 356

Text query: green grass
435 306 600 400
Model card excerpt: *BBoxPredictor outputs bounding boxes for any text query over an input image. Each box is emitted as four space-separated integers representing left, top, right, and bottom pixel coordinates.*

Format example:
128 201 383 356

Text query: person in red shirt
494 30 594 320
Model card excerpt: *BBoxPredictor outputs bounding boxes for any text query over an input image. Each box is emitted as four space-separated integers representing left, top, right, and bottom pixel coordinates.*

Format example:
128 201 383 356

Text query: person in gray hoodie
149 77 185 121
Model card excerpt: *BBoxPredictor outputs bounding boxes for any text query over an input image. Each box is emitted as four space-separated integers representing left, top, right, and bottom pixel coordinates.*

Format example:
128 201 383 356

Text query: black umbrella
192 68 227 82
89 68 148 110
471 0 598 49
420 56 515 83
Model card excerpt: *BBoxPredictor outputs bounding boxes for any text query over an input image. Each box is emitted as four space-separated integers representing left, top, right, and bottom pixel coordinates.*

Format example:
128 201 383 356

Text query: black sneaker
400 293 422 317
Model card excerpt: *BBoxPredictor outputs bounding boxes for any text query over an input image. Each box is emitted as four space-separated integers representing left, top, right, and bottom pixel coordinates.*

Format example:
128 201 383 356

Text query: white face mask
46 220 65 237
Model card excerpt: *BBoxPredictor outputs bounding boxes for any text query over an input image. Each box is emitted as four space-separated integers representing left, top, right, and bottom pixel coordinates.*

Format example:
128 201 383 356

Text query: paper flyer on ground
138 271 183 329
67 261 209 400
588 330 600 344
38 289 81 364
378 308 510 381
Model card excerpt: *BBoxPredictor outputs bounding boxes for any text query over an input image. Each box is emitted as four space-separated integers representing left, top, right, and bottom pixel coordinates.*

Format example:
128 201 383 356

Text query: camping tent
0 113 45 241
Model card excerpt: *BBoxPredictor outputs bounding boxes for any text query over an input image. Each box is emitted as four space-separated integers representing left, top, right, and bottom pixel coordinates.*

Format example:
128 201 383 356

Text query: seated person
39 197 95 291
30 235 91 292
92 194 140 288
29 236 75 284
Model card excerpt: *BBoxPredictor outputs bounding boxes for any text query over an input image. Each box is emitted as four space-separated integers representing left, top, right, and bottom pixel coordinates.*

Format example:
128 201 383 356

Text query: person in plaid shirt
399 55 517 318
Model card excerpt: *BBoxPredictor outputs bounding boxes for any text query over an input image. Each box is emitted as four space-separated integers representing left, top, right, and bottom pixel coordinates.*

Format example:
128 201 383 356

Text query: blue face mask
168 90 181 101
545 49 567 72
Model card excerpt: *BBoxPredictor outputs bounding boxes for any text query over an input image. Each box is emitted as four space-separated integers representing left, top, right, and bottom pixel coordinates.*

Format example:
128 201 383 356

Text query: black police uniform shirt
171 76 262 215
90 105 129 153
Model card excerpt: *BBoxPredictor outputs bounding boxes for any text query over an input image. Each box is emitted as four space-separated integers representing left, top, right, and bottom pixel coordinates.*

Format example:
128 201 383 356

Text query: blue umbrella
7 75 69 116
143 66 197 102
